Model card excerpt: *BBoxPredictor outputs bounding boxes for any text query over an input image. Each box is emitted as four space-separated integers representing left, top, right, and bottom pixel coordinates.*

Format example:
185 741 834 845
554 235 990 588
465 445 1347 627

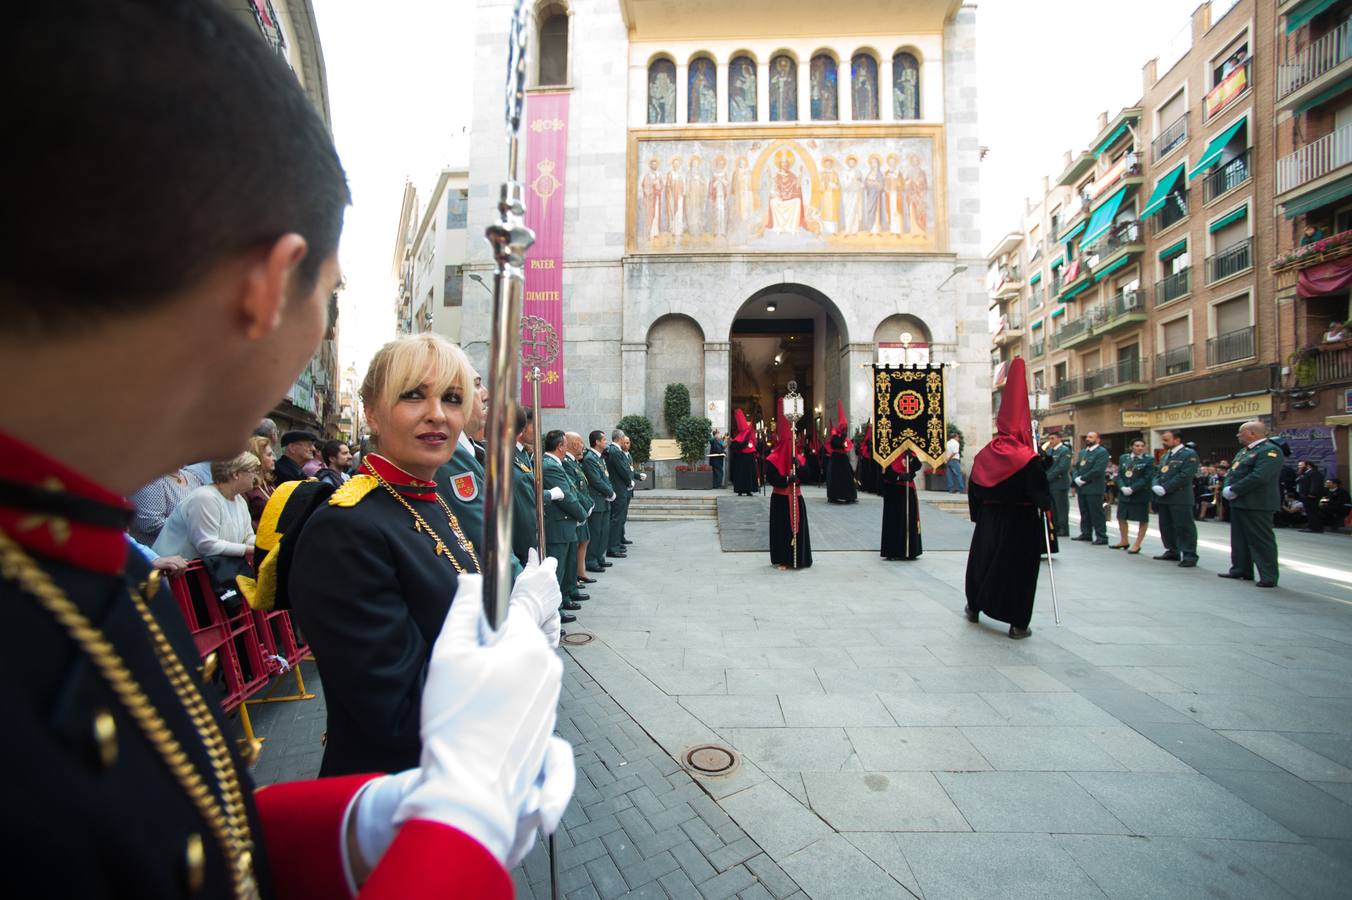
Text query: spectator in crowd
254 416 280 450
1296 460 1326 533
317 439 352 489
274 429 318 482
1301 224 1327 246
1276 495 1307 528
945 431 965 493
1315 478 1351 531
1325 321 1349 342
709 430 726 488
244 434 277 527
1214 460 1232 520
127 465 206 545
1195 465 1219 519
151 452 259 562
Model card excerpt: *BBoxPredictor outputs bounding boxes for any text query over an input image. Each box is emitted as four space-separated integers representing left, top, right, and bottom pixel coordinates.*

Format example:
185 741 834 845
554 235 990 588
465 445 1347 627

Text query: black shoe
562 601 582 611
1217 572 1253 580
1008 626 1032 640
1092 540 1108 545
578 575 597 584
606 551 627 558
1153 553 1180 561
964 604 979 623
601 561 614 568
1071 536 1092 542
572 592 590 601
1177 559 1197 568
585 563 605 573
1256 581 1277 588
623 539 634 545
561 612 577 623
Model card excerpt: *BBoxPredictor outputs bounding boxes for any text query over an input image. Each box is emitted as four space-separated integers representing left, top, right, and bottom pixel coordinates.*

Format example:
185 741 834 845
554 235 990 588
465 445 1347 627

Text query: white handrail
1277 123 1352 194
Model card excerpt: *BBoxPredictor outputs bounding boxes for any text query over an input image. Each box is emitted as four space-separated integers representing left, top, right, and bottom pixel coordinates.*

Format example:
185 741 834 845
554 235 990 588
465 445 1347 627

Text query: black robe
826 435 858 503
859 455 882 494
881 455 924 559
765 462 812 568
729 439 759 494
964 458 1050 630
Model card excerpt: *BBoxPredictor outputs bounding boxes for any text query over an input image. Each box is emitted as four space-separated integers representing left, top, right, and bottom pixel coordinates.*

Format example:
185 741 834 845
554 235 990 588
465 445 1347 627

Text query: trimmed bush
675 416 713 465
663 383 691 436
616 414 654 465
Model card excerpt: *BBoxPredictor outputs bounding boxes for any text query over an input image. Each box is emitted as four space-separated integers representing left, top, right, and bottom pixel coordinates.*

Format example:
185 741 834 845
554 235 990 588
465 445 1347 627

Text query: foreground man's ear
239 234 310 340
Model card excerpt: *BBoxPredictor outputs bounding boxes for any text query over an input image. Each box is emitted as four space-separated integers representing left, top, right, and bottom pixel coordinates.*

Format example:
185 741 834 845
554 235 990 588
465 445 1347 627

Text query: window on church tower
688 57 717 123
810 54 837 121
648 58 676 124
851 53 878 121
729 56 757 122
537 8 568 86
769 54 797 121
893 51 920 120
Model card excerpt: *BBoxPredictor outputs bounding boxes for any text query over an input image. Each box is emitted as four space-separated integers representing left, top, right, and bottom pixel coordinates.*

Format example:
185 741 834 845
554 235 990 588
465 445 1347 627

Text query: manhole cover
684 744 738 775
560 631 594 646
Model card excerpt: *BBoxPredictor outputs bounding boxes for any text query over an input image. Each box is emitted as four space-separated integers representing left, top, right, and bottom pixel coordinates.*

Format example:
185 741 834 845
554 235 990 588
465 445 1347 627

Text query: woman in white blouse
152 451 259 561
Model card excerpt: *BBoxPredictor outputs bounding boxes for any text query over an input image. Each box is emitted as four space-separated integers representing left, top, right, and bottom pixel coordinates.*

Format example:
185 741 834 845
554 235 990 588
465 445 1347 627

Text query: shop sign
1147 394 1271 428
1121 410 1149 427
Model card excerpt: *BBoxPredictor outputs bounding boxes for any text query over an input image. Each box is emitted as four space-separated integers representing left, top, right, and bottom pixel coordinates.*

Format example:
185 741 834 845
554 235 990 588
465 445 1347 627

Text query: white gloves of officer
638 472 647 481
394 574 574 866
607 493 616 502
547 486 564 501
1152 485 1166 497
510 549 562 649
1120 486 1132 496
1223 486 1237 500
1074 477 1085 487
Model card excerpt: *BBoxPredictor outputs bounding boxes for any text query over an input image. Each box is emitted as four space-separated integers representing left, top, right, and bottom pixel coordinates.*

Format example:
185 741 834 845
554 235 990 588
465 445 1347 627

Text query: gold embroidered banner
872 364 946 469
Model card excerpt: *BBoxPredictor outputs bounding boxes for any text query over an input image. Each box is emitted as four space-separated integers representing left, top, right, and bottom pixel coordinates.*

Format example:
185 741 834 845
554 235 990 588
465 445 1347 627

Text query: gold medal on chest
1160 465 1169 473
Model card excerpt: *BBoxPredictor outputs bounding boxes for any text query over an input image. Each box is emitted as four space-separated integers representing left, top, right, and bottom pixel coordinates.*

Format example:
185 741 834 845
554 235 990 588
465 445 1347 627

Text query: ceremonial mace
900 332 913 561
1031 416 1062 625
785 382 804 569
522 320 558 558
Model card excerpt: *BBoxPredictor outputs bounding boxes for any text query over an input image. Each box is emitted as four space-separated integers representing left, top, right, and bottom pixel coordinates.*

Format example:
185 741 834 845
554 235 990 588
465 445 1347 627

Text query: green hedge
616 414 653 465
675 416 713 465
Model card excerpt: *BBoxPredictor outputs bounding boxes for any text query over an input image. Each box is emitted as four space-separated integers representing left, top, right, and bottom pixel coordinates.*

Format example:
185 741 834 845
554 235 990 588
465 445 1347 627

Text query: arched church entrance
728 284 849 437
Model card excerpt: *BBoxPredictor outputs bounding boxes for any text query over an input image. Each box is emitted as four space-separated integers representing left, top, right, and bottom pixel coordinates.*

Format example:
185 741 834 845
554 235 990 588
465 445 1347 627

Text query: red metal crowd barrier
166 560 314 759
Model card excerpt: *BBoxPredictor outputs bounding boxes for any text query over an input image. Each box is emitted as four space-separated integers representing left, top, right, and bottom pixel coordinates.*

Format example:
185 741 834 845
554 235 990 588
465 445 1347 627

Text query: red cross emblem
894 390 924 420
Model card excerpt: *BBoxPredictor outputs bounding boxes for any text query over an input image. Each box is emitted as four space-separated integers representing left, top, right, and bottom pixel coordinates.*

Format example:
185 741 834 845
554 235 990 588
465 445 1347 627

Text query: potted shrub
617 414 655 490
673 415 713 489
663 383 691 436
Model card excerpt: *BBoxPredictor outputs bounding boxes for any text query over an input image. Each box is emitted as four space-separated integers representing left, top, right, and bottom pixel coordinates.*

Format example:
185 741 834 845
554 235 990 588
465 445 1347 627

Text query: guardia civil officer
582 431 616 571
604 428 634 557
1150 428 1200 566
1218 420 1283 587
1071 431 1109 544
542 430 589 622
1112 438 1154 553
0 5 569 895
1043 431 1072 536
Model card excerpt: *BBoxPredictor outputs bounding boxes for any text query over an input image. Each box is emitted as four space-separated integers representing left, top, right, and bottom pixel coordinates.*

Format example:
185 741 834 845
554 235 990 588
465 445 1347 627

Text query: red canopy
1298 259 1352 299
970 357 1037 488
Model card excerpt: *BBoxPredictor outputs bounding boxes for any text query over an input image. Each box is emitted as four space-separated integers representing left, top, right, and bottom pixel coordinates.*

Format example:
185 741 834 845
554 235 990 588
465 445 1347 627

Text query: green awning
1141 163 1187 217
1209 206 1248 232
1083 187 1127 247
1295 74 1352 115
1283 172 1352 218
1029 271 1042 285
1051 307 1066 319
1061 280 1093 302
1191 116 1247 178
1093 255 1131 282
1060 221 1087 243
1031 319 1044 329
1051 256 1065 269
1158 239 1187 260
1093 121 1130 158
1286 0 1341 33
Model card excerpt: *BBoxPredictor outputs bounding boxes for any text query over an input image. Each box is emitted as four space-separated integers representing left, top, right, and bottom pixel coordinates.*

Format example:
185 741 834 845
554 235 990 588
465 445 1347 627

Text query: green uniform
581 448 615 568
543 453 589 602
1151 444 1200 562
1074 444 1110 542
604 442 635 553
435 438 485 555
511 444 538 565
1223 438 1282 584
1115 452 1154 523
1045 443 1072 536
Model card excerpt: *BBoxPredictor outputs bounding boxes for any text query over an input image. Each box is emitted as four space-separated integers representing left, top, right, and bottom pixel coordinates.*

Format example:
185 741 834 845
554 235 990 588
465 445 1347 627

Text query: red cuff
255 774 378 900
360 820 511 899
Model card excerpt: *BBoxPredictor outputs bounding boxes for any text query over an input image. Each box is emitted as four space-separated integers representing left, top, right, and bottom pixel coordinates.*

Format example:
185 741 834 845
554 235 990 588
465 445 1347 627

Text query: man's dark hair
1330 477 1342 486
320 439 348 466
589 429 605 448
1162 429 1183 441
545 430 566 453
2 1 350 334
515 407 529 434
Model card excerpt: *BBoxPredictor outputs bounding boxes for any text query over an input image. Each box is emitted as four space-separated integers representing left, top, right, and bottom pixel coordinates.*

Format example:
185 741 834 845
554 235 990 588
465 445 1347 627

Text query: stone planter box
673 469 712 490
634 463 656 490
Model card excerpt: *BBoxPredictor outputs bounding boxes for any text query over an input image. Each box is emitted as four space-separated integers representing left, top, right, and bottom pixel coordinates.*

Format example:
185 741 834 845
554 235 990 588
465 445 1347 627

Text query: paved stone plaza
251 488 1352 899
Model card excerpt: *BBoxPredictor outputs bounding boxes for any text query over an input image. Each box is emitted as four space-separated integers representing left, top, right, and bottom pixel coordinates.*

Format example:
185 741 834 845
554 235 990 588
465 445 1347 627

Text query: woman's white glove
393 574 572 866
1222 486 1236 501
510 549 562 648
1152 485 1167 497
1120 486 1132 496
547 486 564 501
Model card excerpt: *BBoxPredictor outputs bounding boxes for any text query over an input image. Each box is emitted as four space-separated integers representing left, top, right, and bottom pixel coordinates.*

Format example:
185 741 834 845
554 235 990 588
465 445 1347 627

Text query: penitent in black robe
880 455 924 560
826 435 858 503
765 464 813 568
730 439 759 495
964 458 1051 630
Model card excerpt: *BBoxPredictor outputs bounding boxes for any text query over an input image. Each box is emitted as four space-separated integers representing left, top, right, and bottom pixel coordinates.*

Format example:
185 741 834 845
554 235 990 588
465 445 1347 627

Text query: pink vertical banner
520 92 569 406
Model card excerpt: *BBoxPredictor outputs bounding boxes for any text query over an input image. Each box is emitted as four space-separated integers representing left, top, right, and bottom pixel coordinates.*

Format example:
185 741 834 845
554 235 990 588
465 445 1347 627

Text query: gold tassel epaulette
329 474 379 507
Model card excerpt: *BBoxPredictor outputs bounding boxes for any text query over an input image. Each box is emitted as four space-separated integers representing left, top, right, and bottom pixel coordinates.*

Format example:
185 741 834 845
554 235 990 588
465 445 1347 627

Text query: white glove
638 472 646 481
1074 477 1085 486
505 736 576 865
343 768 421 892
607 493 616 502
394 574 571 867
1120 486 1132 496
1152 485 1166 497
547 486 564 501
510 549 562 648
1223 486 1236 500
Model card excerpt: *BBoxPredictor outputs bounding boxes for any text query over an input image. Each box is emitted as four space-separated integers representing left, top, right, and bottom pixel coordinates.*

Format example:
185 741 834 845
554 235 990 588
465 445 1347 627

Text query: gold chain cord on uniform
363 459 482 574
0 530 258 899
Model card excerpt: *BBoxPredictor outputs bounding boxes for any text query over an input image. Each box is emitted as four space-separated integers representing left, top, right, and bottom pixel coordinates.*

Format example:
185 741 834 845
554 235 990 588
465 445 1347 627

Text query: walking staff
785 382 805 568
1032 417 1061 625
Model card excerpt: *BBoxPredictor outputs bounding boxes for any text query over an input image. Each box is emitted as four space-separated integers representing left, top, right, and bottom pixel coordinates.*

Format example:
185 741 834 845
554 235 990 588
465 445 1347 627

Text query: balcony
1272 226 1352 279
1052 377 1085 403
1050 315 1098 351
1277 20 1352 113
1152 189 1189 234
1202 148 1252 204
1157 267 1192 306
1085 220 1145 270
1155 346 1194 379
1206 325 1256 367
1204 58 1251 123
993 312 1024 347
1057 150 1096 187
1152 112 1188 161
1096 288 1149 335
1029 338 1046 358
1029 287 1045 310
1206 237 1253 284
1277 123 1352 197
1082 357 1147 398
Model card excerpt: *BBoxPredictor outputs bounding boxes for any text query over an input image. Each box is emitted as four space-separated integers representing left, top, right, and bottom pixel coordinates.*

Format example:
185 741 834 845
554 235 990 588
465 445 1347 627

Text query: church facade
461 0 989 449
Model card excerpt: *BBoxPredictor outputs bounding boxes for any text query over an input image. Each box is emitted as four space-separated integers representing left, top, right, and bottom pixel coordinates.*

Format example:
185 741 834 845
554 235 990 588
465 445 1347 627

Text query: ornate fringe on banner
872 364 947 469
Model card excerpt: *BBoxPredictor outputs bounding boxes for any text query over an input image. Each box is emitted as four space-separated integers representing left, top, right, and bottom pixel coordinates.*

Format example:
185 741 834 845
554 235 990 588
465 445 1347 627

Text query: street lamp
937 264 968 291
467 272 493 297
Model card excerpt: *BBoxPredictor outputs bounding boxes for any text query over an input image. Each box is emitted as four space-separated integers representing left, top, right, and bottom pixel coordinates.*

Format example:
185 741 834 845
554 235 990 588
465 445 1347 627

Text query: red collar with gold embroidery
363 454 439 501
0 430 133 576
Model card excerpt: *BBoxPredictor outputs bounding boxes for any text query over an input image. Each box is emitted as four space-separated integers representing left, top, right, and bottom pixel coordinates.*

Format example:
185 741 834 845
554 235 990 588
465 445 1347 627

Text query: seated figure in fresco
766 150 806 235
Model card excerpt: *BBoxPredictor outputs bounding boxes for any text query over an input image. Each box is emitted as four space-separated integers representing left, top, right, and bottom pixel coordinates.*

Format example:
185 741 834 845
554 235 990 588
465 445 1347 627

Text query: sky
315 0 1201 377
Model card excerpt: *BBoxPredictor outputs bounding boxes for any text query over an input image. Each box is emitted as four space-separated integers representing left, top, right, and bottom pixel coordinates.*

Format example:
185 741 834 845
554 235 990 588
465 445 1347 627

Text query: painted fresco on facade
648 58 676 124
632 131 941 253
809 55 837 120
851 54 878 120
688 57 717 123
769 55 797 121
729 56 757 122
894 52 920 120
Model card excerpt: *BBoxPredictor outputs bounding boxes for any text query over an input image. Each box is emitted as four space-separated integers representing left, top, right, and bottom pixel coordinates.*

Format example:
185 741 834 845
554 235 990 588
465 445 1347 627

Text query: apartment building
989 0 1279 464
392 170 471 342
1273 0 1352 478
